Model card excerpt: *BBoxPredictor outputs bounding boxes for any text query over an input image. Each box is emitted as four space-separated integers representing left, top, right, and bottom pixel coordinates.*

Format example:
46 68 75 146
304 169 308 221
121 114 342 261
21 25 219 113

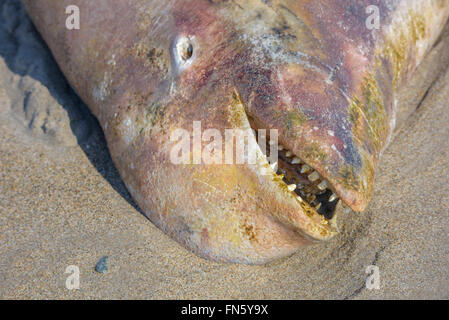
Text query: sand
0 0 448 299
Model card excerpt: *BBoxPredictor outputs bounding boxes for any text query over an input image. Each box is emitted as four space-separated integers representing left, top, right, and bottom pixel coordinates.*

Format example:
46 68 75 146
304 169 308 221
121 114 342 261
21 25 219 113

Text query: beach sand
0 0 448 299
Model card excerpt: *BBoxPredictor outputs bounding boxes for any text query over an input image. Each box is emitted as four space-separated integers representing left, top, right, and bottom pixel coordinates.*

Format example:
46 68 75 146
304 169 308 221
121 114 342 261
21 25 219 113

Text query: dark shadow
0 0 143 214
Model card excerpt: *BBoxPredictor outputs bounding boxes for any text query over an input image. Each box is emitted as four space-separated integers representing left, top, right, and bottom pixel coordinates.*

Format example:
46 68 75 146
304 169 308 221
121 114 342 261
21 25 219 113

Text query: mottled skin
23 0 449 263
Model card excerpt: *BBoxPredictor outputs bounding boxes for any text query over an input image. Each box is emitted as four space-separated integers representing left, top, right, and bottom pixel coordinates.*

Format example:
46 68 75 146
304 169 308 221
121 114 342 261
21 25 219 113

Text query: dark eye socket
176 37 194 63
185 43 193 59
181 42 193 61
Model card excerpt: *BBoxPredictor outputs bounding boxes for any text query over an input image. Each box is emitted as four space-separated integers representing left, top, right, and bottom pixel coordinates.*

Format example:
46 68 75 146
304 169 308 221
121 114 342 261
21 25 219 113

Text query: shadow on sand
0 0 142 214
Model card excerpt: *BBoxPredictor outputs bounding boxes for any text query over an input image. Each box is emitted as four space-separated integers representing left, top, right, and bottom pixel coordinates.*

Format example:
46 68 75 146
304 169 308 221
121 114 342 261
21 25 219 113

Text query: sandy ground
0 0 448 299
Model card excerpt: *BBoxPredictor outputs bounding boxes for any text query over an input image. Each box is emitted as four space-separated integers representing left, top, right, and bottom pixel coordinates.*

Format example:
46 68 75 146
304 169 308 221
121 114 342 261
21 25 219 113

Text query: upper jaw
235 62 376 214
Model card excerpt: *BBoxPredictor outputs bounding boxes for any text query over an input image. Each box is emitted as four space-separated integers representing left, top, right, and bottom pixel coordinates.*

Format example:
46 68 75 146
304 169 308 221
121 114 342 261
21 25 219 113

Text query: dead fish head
23 0 449 263
126 1 380 262
106 2 352 262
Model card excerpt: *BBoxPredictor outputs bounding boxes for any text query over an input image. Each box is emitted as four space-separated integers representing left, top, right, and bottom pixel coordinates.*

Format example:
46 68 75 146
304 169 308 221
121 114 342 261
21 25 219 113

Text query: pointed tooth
329 193 338 202
300 164 311 174
305 185 315 193
287 184 297 192
291 157 301 164
297 196 303 202
308 171 320 182
270 162 278 171
317 180 328 191
285 151 293 157
315 203 322 210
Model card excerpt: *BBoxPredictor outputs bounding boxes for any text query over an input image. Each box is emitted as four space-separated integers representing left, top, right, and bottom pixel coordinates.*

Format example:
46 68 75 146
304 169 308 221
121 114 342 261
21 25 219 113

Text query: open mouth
239 86 342 223
251 124 341 222
273 143 339 220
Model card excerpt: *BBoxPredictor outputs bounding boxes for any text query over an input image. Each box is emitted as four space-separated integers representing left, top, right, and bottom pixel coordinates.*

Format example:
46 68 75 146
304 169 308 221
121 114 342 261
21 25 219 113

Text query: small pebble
95 256 109 274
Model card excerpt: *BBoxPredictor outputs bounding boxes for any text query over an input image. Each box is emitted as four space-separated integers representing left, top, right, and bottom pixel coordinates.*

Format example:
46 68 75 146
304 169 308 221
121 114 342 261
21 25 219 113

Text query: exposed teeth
329 193 338 202
317 180 327 191
308 171 320 182
257 138 338 219
300 164 311 174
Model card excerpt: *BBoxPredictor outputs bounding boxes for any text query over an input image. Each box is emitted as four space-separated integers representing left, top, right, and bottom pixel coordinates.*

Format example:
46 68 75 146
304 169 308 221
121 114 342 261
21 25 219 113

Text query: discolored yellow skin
23 0 449 263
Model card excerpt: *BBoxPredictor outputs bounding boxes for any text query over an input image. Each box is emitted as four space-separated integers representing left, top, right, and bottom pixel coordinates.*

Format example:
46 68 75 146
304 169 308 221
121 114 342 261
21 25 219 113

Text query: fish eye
176 37 194 63
185 43 193 59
